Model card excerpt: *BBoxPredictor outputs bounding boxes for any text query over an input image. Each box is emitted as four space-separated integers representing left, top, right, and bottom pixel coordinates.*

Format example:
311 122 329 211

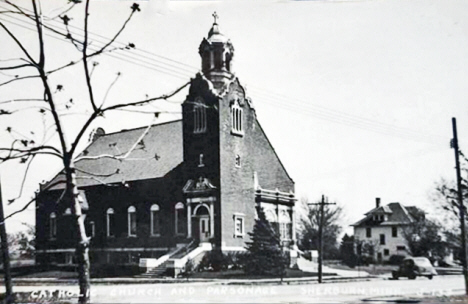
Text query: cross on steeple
212 11 218 24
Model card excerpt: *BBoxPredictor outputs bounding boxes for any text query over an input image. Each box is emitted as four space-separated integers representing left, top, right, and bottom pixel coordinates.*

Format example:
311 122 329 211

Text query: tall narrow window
128 206 137 237
150 204 160 236
279 210 292 240
86 220 95 238
392 226 398 237
193 98 206 133
106 208 115 237
380 234 386 245
175 202 185 235
233 213 245 237
50 212 57 239
366 227 372 238
231 102 243 135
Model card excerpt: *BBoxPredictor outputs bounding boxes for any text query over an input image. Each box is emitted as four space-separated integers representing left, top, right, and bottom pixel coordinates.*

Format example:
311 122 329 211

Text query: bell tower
199 12 235 89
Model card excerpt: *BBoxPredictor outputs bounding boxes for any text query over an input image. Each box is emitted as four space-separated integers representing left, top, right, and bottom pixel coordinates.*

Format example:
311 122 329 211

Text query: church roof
45 120 183 190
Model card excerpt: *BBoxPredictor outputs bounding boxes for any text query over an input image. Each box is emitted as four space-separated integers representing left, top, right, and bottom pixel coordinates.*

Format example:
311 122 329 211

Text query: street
8 275 465 303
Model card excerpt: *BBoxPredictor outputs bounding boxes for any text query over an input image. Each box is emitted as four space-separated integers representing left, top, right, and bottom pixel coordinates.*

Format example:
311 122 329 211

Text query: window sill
231 130 244 137
128 235 137 238
150 234 161 238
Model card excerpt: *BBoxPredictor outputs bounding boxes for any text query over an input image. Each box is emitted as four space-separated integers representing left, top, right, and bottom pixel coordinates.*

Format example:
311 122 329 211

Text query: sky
0 0 467 234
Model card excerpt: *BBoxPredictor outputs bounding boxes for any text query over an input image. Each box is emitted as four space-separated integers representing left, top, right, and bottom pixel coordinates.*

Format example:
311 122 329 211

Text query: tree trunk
65 159 90 304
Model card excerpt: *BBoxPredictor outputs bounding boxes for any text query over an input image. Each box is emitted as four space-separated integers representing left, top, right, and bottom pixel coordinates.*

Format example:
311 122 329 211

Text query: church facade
35 18 296 270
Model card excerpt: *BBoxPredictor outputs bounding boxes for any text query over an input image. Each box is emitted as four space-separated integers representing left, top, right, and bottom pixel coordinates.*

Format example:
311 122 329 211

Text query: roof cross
212 11 218 24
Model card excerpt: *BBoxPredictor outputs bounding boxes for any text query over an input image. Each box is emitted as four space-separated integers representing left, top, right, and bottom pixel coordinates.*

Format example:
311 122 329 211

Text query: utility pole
0 178 13 304
451 117 468 295
309 195 336 283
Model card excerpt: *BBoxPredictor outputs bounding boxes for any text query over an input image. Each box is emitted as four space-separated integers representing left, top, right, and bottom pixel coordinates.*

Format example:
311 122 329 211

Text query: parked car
392 257 437 280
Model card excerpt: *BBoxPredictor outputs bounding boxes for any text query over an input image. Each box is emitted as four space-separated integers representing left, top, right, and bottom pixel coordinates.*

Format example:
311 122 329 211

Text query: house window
384 249 389 256
366 227 371 238
150 204 160 236
397 246 406 251
231 103 243 135
233 214 245 237
193 100 206 134
49 212 57 239
128 206 137 237
380 234 386 245
106 208 115 237
175 202 185 235
392 227 398 237
235 155 241 168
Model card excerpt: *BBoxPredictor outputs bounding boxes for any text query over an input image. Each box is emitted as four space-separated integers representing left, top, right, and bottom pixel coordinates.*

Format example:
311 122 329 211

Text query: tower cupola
199 12 234 87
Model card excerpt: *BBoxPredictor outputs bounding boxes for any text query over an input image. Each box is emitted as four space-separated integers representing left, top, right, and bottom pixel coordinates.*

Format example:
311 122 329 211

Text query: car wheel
392 273 399 280
409 274 416 280
428 275 433 280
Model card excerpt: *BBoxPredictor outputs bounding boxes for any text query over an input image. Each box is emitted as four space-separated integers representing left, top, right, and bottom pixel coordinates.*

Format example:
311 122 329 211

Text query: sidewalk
296 257 371 278
10 273 377 286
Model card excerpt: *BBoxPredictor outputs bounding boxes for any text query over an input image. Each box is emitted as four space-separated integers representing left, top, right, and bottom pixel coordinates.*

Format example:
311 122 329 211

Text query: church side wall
36 168 186 267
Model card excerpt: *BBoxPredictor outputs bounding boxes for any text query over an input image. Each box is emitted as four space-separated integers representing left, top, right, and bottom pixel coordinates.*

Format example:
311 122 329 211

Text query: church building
35 16 296 274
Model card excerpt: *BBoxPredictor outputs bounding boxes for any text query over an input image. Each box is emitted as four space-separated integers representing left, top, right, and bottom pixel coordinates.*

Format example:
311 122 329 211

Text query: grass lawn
189 268 336 279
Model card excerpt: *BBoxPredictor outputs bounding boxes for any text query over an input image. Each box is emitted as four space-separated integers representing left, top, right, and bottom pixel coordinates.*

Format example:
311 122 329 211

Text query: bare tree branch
82 0 97 112
0 75 40 87
101 81 190 112
74 117 154 162
0 63 33 70
69 80 189 158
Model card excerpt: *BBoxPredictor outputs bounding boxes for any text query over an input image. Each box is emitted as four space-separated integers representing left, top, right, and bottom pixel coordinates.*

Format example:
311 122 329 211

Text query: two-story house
352 198 424 262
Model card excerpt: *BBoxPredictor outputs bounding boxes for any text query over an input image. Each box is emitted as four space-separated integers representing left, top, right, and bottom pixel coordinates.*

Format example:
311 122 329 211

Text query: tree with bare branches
0 1 188 303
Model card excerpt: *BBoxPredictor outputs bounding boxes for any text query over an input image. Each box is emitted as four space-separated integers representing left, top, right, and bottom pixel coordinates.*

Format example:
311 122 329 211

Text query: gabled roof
351 202 423 227
45 120 183 190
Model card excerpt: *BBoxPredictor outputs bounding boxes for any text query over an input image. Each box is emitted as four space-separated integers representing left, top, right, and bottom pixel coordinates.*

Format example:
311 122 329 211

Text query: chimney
376 197 381 208
90 127 105 142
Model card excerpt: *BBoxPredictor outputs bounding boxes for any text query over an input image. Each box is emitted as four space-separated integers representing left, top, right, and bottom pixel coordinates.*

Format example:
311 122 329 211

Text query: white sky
0 0 467 234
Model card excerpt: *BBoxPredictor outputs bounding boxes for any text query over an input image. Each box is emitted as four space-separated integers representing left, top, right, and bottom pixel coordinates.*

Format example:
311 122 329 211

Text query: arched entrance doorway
193 204 211 243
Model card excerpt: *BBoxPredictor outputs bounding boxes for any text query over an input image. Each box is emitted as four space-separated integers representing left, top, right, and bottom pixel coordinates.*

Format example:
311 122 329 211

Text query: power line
0 5 448 145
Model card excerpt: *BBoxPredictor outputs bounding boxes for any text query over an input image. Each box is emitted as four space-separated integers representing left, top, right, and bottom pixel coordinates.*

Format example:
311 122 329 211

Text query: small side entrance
199 216 210 242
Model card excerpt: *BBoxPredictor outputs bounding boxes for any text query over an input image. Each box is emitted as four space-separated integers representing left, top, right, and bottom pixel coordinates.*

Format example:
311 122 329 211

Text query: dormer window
193 97 206 134
231 101 243 135
373 214 385 222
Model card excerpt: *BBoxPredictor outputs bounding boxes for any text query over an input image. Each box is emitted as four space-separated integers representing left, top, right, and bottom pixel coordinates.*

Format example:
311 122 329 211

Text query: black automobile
392 257 437 280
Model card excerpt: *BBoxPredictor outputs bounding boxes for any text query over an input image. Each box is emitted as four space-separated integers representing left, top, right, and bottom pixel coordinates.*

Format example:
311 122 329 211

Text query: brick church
35 16 297 273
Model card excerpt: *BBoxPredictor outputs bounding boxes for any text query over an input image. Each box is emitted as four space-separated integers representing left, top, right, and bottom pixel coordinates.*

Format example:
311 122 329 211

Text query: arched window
231 103 243 135
175 202 186 235
128 206 137 237
150 204 160 236
193 98 206 134
106 208 115 237
49 212 57 239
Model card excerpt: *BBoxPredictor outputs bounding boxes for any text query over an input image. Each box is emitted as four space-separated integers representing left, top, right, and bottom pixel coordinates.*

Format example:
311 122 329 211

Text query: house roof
351 202 423 227
45 120 183 190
